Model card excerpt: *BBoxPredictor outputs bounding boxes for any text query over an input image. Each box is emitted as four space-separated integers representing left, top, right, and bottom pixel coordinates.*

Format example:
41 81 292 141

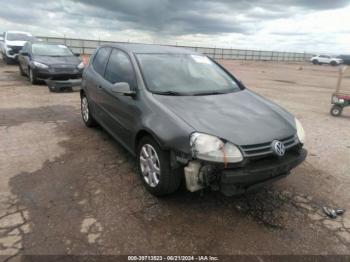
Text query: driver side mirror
110 82 136 97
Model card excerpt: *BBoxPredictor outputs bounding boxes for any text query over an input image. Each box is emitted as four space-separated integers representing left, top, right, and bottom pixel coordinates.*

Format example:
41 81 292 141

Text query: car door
98 48 139 149
19 42 30 75
325 55 331 63
85 47 111 121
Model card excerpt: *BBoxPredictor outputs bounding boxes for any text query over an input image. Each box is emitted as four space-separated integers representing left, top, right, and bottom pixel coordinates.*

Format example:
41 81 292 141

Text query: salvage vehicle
18 41 84 91
330 66 350 116
337 55 350 65
0 31 36 64
310 55 343 66
80 43 307 196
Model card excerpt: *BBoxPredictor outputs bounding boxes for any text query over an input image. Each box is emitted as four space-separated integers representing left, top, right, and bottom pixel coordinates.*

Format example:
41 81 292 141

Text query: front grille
8 46 22 54
240 135 298 158
51 66 77 74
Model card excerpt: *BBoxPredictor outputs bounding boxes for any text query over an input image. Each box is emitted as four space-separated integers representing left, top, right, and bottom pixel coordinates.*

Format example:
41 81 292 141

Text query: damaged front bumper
45 78 82 90
184 148 307 196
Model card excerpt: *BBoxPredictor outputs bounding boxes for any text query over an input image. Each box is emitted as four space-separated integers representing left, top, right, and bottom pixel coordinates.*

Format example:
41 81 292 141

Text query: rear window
92 48 111 76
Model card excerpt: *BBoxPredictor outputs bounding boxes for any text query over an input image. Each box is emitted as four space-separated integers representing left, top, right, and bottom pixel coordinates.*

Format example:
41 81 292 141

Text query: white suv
0 31 36 64
310 55 343 66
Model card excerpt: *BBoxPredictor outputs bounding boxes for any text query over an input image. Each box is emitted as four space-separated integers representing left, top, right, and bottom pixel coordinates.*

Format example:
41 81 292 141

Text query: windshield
6 33 35 41
136 54 241 95
32 44 74 56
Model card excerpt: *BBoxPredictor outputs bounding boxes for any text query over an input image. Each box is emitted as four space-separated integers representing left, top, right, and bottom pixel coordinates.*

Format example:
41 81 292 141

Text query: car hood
33 55 81 66
5 40 27 47
153 90 296 146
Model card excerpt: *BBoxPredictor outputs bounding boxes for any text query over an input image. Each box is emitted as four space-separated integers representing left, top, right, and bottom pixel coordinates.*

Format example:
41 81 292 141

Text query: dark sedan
337 55 350 65
80 43 307 197
18 42 84 91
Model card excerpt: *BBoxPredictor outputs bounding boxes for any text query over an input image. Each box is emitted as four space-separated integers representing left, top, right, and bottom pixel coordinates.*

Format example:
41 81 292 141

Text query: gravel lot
0 59 349 259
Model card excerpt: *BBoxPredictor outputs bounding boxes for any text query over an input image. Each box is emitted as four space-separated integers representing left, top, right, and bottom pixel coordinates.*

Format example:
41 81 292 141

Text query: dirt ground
0 58 349 260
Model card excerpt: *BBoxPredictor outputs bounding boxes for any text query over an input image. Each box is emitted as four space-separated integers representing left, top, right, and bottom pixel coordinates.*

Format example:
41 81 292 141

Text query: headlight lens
190 133 243 163
33 61 49 69
77 62 85 70
295 118 305 144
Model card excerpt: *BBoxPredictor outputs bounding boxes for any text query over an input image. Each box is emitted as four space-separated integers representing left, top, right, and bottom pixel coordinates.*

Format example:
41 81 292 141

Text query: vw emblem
272 140 285 156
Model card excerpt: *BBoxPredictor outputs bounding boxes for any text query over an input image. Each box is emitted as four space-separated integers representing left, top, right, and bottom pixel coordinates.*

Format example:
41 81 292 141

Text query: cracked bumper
219 148 307 196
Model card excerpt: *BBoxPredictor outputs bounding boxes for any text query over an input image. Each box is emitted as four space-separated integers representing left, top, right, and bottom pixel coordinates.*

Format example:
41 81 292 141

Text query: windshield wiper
192 91 229 96
153 91 187 96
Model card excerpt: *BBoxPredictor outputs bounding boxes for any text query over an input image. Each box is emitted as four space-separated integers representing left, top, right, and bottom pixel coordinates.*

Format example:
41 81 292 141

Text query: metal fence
38 36 313 62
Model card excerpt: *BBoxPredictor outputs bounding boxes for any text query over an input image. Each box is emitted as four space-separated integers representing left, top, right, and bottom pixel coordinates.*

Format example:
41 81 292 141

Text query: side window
22 43 28 53
104 49 136 88
92 47 110 76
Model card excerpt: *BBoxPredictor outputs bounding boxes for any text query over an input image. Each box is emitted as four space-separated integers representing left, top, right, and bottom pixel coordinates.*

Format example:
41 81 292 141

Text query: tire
81 93 97 127
330 61 337 66
312 60 318 65
136 136 182 196
29 68 39 84
3 54 10 65
48 85 58 92
19 64 25 76
330 105 343 116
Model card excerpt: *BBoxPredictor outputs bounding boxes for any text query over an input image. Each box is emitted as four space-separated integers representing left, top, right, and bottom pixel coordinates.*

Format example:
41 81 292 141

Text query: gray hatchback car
80 43 307 196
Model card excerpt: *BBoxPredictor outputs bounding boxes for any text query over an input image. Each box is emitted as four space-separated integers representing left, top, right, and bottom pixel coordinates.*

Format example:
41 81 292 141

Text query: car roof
6 31 32 35
30 41 67 46
101 43 198 55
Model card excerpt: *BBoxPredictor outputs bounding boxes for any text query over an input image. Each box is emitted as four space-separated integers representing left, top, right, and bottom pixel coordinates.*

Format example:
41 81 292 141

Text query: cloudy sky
1 0 349 53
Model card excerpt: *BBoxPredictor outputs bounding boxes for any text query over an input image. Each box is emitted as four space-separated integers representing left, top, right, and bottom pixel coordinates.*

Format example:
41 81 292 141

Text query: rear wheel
81 93 97 127
330 105 343 116
137 136 182 196
330 61 337 66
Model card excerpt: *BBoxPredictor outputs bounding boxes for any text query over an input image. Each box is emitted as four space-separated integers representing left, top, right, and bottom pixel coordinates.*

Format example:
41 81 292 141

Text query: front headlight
190 133 243 163
77 62 85 70
33 61 49 69
295 118 305 144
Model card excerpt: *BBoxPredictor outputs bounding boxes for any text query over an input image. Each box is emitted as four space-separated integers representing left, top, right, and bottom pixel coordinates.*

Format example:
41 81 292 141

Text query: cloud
0 0 349 53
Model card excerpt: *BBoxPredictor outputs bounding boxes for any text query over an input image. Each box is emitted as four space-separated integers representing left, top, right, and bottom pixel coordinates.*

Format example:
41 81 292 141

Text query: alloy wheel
139 144 160 187
81 97 89 122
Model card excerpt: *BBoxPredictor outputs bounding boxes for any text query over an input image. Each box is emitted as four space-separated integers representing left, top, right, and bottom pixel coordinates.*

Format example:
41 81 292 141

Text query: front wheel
48 85 58 92
330 105 343 116
330 61 337 66
137 136 182 196
29 68 39 84
81 94 97 127
312 60 318 65
19 64 26 76
2 54 10 65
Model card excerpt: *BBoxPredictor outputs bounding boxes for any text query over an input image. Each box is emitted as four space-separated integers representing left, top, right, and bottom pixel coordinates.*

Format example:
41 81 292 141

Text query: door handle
97 85 102 89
